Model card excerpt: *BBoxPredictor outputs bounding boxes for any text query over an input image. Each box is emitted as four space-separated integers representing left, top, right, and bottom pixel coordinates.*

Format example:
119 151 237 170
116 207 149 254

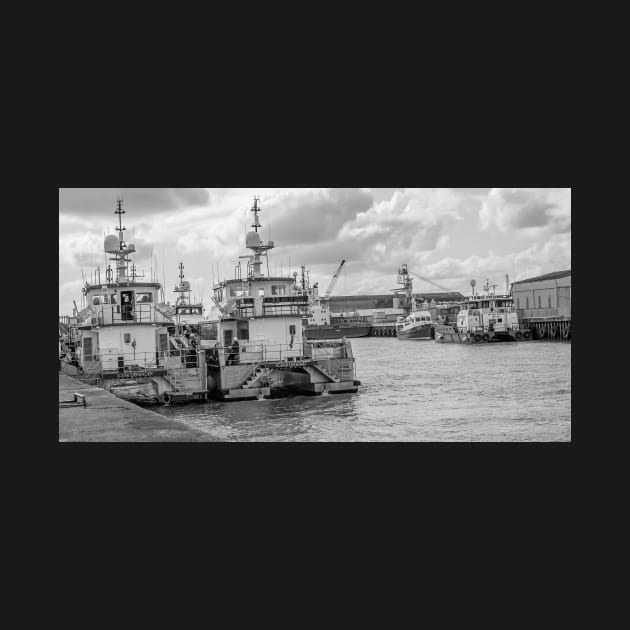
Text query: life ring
474 334 482 342
515 332 523 340
482 333 490 342
523 330 531 339
160 393 172 405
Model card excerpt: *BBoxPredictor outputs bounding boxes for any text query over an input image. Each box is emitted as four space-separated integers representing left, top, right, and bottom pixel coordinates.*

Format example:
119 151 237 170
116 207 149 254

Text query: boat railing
204 340 351 367
81 304 169 327
77 348 203 376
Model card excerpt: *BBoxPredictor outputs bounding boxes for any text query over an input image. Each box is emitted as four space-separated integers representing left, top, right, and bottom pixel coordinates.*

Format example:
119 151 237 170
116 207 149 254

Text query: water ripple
152 338 571 442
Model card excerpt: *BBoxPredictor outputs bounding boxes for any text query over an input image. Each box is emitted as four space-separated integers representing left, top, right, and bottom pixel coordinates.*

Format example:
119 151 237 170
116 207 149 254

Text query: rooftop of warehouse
512 270 571 285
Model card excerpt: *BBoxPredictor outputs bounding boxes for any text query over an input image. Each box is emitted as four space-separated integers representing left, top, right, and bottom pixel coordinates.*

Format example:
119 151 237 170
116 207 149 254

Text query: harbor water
152 338 571 442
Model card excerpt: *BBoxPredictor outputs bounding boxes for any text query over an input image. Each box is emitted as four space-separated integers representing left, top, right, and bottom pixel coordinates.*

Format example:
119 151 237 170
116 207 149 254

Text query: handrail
81 348 201 371
79 304 170 328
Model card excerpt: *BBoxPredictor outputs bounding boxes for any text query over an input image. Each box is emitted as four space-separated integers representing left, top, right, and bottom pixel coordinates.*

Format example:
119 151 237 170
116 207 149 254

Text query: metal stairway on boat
304 364 341 383
242 365 266 389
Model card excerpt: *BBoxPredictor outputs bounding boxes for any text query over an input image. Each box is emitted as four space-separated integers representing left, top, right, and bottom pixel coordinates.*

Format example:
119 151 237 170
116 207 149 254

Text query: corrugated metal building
512 270 571 318
512 270 571 340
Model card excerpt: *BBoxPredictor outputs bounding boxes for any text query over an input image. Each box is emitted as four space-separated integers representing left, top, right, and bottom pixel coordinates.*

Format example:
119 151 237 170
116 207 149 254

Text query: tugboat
60 199 208 404
205 197 361 400
394 265 434 340
435 279 532 343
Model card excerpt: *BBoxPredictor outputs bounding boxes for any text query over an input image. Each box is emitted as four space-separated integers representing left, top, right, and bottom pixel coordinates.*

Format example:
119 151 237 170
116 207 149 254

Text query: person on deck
228 338 240 366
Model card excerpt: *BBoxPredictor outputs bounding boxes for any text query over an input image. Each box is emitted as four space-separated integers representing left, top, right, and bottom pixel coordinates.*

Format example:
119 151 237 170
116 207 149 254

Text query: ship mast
174 261 190 306
107 198 136 283
245 197 274 279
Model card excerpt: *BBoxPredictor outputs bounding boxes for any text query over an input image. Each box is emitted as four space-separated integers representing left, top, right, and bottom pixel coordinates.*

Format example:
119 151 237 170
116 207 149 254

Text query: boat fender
523 330 531 339
482 333 490 342
474 333 482 342
161 393 172 405
515 332 523 340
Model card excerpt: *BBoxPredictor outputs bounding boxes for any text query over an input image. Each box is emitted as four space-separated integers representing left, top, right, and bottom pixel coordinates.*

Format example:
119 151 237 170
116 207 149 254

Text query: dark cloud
59 188 210 217
264 188 374 246
499 189 556 228
480 188 566 232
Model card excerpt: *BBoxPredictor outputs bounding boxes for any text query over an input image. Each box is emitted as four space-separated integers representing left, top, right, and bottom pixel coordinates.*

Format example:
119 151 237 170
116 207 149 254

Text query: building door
157 332 169 365
121 291 134 321
223 329 233 347
83 337 93 362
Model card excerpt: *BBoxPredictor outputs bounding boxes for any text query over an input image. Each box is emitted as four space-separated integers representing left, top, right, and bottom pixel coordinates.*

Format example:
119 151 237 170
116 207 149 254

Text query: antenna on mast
251 196 261 232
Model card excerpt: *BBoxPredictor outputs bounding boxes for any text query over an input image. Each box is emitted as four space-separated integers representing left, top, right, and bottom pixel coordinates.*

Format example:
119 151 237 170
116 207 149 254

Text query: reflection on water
152 338 571 442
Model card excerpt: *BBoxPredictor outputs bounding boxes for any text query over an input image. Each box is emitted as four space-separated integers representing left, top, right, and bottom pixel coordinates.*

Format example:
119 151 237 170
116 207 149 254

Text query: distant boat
393 264 434 340
435 280 532 344
396 311 434 340
295 263 372 340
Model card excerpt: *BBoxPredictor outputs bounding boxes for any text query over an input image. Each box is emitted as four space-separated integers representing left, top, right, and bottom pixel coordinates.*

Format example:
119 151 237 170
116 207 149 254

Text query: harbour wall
58 373 213 442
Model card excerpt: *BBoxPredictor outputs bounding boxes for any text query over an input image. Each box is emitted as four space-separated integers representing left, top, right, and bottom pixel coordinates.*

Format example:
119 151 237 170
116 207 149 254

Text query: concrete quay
59 373 214 442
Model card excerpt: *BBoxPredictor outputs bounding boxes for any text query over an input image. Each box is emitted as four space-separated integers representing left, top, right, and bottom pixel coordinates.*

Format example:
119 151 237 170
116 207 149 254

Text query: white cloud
480 188 571 233
420 232 571 293
59 188 571 314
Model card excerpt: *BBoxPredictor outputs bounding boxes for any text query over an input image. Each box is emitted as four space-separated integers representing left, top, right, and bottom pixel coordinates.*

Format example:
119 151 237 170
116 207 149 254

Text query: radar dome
104 235 120 253
246 231 262 248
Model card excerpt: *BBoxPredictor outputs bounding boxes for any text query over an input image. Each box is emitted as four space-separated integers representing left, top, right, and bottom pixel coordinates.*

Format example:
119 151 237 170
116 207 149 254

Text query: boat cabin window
92 294 115 305
272 285 287 296
548 295 552 308
178 306 202 315
136 293 153 303
258 288 265 297
124 333 131 343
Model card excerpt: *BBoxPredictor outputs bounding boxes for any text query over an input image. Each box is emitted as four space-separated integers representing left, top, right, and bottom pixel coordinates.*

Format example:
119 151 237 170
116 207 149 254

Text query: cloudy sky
59 188 571 315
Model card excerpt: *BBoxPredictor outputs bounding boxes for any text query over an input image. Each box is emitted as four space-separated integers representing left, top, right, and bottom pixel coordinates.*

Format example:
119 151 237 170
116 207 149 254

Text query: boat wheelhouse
205 197 360 400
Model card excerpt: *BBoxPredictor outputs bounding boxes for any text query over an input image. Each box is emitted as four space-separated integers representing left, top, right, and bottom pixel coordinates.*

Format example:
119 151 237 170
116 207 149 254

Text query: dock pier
58 373 213 442
369 324 397 336
524 318 571 342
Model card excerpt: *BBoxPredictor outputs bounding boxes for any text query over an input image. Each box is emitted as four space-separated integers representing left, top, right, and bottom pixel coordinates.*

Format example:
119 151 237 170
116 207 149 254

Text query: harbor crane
408 270 456 294
324 259 346 298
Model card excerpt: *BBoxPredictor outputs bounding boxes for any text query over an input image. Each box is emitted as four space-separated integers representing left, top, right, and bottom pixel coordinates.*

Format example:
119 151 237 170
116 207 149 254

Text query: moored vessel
60 199 208 404
303 260 372 339
205 197 361 400
394 265 435 340
435 279 532 343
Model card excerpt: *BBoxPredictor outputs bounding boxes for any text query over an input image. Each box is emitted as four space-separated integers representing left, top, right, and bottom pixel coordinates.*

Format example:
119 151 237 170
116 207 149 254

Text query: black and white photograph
58 188 571 442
